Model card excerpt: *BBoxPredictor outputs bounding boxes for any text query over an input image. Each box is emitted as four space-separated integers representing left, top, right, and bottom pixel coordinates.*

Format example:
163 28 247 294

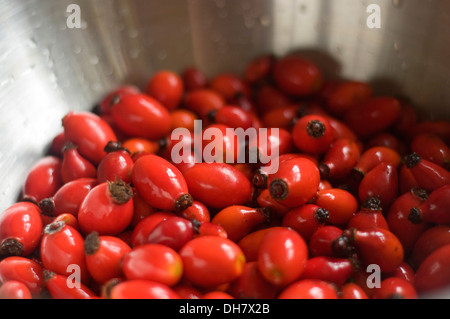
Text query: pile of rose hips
1 53 450 299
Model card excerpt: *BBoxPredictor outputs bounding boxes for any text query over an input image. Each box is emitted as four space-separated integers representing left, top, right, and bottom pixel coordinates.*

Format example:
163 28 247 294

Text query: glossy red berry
358 162 398 210
179 236 245 288
62 111 117 165
183 162 252 210
84 232 131 284
256 85 291 114
414 244 450 293
110 93 171 140
237 227 284 263
194 221 228 239
132 154 193 213
78 180 134 236
177 200 210 223
267 157 320 208
182 67 208 92
130 212 176 247
277 279 338 299
209 105 253 129
108 279 180 299
145 70 184 110
273 55 323 97
97 141 134 184
244 55 274 86
44 270 96 299
292 114 335 155
372 277 418 299
60 142 97 184
300 256 357 286
261 105 299 130
352 146 401 181
319 138 361 180
333 227 404 273
146 216 194 251
228 261 279 299
309 225 344 257
344 97 401 139
184 89 225 121
347 196 389 231
98 85 140 115
312 188 358 227
22 156 62 204
0 280 32 299
411 225 450 269
40 221 89 284
404 152 450 193
408 184 450 224
257 227 308 286
39 178 97 218
170 109 198 132
386 188 429 254
0 202 43 257
0 257 45 296
410 133 450 170
340 283 369 299
122 243 183 286
281 204 329 241
256 188 290 218
325 81 373 116
211 205 269 243
210 73 250 103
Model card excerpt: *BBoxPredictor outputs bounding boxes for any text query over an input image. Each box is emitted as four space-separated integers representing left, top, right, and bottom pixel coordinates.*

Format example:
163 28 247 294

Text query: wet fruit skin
62 111 118 165
277 279 338 299
44 270 97 299
0 280 32 299
273 55 323 97
40 221 90 284
267 157 321 208
131 154 193 213
179 236 246 288
110 93 171 140
39 178 97 218
414 244 450 294
108 280 180 299
300 256 356 286
145 70 184 111
84 232 131 284
410 225 450 269
77 181 134 236
121 243 183 286
292 114 335 155
0 257 45 297
22 156 63 204
257 227 308 286
386 188 430 254
333 228 404 273
343 96 401 139
0 202 43 257
211 205 269 243
183 163 252 210
408 184 450 224
372 277 418 299
357 162 398 210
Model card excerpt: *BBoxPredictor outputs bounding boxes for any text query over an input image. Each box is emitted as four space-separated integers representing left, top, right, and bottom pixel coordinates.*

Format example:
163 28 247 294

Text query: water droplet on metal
89 55 99 65
259 15 271 27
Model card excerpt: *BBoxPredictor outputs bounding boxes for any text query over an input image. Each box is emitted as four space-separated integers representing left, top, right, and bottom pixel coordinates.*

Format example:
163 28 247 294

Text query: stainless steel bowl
1 0 450 298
